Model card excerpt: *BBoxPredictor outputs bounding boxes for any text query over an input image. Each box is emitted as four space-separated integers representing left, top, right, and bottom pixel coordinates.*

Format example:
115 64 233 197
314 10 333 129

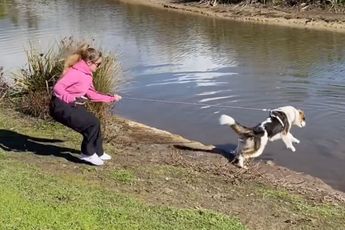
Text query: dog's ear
298 110 306 121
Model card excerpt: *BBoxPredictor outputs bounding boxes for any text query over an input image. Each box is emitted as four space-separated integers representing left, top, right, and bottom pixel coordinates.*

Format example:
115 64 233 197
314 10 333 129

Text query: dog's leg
281 134 296 152
288 132 300 144
269 134 281 142
236 154 247 169
211 0 218 6
233 139 248 169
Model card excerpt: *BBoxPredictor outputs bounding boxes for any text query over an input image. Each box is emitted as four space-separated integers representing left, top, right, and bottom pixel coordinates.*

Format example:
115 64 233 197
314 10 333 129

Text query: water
0 0 345 191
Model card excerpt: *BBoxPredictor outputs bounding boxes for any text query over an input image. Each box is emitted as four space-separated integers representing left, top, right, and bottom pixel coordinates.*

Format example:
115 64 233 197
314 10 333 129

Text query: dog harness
269 110 285 127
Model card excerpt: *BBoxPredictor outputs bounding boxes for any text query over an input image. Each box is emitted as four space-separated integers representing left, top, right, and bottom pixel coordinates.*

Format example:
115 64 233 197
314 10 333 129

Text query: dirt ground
107 117 345 203
102 116 345 229
18 114 344 229
117 0 345 33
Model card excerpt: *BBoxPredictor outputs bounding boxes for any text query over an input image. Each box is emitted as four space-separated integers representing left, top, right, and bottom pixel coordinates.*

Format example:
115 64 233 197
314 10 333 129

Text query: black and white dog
219 106 306 168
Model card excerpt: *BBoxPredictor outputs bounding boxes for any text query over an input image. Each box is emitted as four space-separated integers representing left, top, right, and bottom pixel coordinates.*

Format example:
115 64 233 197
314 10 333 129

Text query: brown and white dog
219 106 306 168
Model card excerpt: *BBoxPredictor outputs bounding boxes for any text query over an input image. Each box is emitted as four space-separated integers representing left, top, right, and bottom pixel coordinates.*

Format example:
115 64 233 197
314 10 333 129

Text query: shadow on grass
0 129 84 164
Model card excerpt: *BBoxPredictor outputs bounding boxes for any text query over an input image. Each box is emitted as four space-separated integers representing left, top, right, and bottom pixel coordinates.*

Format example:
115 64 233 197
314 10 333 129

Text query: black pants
49 96 104 156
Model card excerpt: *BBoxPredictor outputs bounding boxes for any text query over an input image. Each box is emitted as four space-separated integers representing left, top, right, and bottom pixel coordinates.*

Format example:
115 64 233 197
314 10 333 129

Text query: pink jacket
53 60 119 104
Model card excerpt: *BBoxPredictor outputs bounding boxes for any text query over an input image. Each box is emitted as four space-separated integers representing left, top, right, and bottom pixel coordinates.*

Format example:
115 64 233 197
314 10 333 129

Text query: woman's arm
86 83 121 103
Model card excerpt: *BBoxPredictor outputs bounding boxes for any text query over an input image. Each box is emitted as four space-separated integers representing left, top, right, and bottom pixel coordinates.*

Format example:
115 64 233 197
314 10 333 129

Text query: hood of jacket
72 60 92 76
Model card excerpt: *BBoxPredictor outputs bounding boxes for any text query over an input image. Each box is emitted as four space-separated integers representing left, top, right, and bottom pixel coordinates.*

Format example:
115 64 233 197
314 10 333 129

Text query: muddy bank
117 0 345 33
104 114 345 228
111 116 345 203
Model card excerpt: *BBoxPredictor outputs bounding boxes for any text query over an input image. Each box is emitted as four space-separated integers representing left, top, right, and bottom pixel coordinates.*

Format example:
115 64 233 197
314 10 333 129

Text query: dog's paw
288 146 296 152
235 160 246 169
293 139 300 144
235 163 247 169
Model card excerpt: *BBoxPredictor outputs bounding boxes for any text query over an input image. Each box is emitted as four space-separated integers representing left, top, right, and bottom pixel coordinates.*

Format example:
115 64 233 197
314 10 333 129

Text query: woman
49 45 121 166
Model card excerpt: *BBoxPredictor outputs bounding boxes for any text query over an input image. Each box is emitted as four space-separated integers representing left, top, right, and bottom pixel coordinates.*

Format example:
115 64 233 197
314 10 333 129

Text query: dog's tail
219 114 254 136
219 114 235 126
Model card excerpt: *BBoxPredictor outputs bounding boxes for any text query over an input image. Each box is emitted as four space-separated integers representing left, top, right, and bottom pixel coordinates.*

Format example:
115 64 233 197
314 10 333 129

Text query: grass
0 109 245 230
264 188 345 217
110 169 136 184
0 159 244 230
259 187 345 228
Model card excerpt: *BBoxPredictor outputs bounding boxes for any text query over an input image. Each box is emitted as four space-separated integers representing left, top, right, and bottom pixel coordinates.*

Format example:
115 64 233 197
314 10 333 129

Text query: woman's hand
114 94 122 102
75 96 88 105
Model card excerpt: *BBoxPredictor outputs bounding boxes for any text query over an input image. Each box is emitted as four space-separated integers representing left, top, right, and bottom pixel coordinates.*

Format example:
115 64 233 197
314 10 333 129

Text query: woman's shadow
0 129 84 163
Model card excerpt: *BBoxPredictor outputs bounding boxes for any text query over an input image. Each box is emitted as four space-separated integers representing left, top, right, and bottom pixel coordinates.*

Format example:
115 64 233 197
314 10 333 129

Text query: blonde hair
63 44 102 74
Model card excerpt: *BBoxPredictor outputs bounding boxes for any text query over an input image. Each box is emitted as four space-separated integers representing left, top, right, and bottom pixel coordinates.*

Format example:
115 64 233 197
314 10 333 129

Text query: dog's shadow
0 129 83 163
173 143 237 162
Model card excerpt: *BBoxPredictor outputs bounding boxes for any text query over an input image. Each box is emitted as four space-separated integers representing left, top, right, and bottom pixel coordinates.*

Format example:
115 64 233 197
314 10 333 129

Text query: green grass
0 159 244 230
0 109 244 229
259 187 345 226
110 169 136 184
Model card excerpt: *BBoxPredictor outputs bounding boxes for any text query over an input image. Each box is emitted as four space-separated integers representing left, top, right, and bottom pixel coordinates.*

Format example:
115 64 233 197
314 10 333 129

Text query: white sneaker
99 152 112 161
80 153 104 166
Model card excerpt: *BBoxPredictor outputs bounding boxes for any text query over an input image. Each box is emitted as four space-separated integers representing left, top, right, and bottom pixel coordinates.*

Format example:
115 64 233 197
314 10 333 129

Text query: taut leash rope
122 95 270 112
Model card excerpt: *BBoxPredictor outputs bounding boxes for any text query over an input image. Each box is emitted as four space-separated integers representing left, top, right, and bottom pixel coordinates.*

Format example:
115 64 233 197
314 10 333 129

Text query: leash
122 95 270 112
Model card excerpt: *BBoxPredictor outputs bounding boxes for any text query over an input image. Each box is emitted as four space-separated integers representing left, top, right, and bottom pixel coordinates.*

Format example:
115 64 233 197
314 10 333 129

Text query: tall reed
10 38 122 137
0 66 9 102
88 49 123 139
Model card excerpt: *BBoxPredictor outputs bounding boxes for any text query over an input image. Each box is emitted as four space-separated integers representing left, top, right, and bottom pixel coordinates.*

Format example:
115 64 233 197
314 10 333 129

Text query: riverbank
117 0 345 33
1 106 344 229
